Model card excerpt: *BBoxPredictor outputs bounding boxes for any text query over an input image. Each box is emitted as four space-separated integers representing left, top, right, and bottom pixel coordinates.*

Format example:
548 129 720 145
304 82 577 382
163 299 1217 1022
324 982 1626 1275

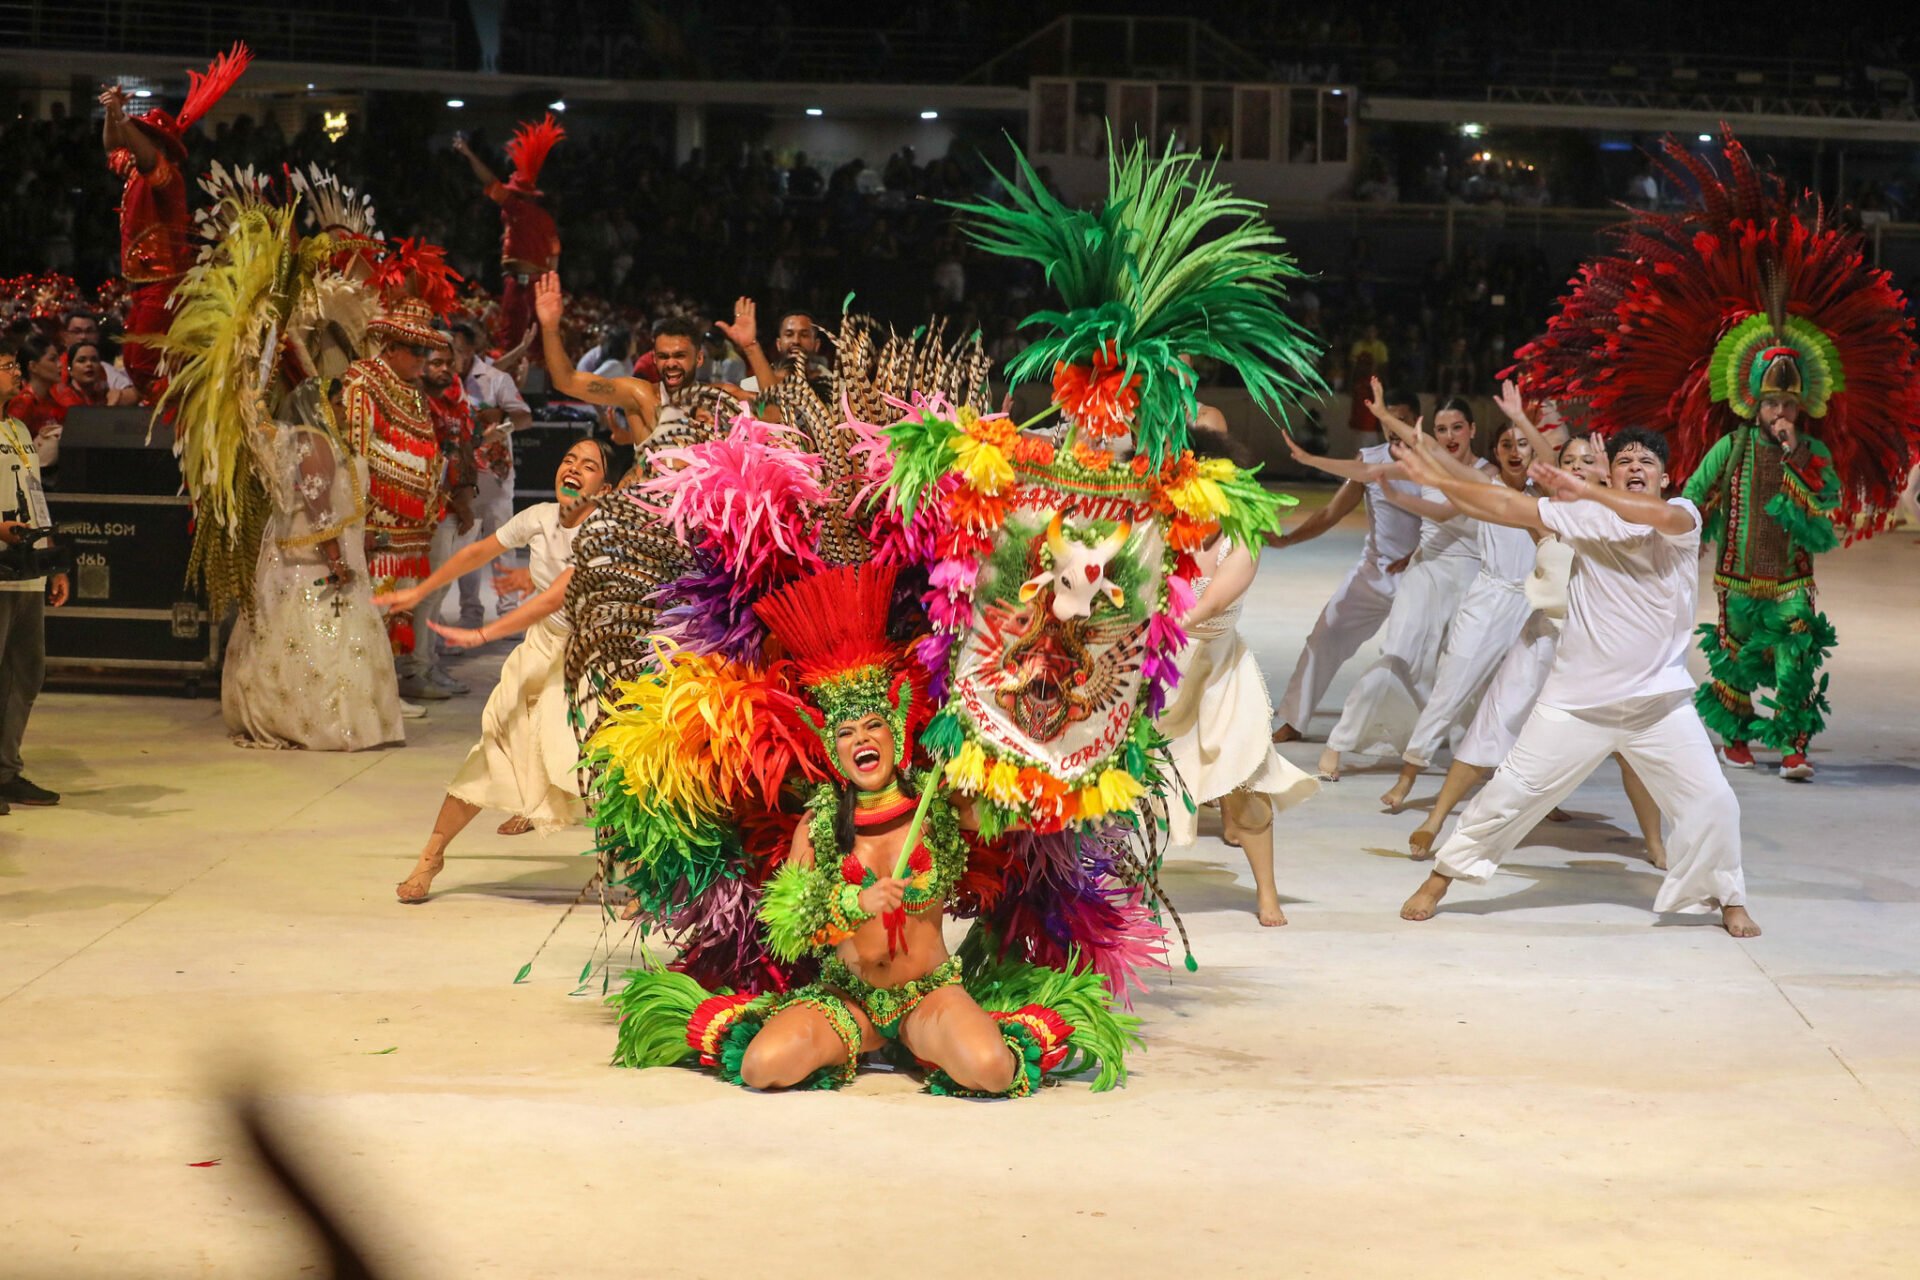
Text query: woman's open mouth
852 747 882 770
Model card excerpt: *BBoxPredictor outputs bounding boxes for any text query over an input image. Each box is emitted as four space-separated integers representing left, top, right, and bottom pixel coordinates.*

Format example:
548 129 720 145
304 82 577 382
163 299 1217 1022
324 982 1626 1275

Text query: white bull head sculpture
1020 512 1130 621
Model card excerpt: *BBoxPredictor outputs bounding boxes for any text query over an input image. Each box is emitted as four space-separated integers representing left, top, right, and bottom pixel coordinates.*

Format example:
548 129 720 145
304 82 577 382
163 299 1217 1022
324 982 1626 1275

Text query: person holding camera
0 343 69 812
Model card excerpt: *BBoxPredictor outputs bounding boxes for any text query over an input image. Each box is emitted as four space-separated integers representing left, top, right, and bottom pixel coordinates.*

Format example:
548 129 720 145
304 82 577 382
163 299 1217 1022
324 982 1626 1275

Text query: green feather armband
759 862 872 963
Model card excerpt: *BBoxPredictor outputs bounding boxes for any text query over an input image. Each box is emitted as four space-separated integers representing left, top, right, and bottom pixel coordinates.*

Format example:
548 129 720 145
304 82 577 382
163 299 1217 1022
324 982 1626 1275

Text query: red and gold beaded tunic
342 355 441 581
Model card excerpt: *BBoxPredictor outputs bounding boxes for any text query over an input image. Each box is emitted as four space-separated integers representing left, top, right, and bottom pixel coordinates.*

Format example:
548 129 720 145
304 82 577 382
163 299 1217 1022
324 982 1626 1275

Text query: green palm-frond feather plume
947 137 1325 469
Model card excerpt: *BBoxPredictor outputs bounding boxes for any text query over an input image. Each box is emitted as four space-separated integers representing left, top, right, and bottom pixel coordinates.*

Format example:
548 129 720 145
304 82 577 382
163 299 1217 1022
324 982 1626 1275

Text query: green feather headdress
947 137 1326 469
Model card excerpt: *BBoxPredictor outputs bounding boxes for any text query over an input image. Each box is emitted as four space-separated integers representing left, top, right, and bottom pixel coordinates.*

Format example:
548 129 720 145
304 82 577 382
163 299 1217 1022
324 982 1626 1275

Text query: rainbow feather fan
585 642 825 833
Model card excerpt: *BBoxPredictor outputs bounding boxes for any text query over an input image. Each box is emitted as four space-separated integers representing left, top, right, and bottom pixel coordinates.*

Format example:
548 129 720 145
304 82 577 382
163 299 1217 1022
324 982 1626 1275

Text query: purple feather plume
651 552 768 664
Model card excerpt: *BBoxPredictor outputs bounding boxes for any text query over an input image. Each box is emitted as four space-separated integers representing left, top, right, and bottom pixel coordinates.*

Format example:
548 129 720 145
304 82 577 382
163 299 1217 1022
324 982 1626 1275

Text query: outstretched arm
1380 483 1459 523
430 567 571 648
1530 460 1697 535
1395 439 1546 533
452 134 503 189
372 534 506 612
1282 429 1393 484
1267 478 1361 548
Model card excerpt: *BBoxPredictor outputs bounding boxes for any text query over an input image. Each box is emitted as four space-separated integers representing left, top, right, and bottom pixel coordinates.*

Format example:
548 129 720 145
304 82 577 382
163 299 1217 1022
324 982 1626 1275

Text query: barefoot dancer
1295 395 1491 780
1157 432 1319 926
1266 388 1423 743
1407 425 1666 865
1377 395 1537 812
1391 424 1759 937
378 439 612 902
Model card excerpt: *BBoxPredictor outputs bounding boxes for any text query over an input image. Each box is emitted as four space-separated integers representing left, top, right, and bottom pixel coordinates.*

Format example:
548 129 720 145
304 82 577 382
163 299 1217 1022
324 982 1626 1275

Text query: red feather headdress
1511 127 1920 536
504 113 565 195
369 238 463 315
132 42 253 155
754 563 928 773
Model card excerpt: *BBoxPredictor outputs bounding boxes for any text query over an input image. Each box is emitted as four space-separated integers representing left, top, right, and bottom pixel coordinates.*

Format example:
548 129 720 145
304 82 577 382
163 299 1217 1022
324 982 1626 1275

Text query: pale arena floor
4 491 1918 1278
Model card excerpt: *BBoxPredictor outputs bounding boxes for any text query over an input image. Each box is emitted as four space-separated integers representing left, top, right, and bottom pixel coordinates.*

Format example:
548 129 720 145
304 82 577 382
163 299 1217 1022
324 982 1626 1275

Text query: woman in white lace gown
223 380 406 751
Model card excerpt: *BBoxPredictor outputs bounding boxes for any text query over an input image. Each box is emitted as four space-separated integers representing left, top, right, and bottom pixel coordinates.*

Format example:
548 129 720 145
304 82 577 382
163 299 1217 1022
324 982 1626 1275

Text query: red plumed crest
506 113 566 191
177 42 253 133
370 238 464 315
1512 126 1920 537
754 562 902 688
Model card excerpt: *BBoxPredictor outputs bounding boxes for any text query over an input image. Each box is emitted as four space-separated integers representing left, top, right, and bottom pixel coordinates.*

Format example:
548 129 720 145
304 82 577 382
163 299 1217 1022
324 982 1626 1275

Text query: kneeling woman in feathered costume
608 562 1134 1097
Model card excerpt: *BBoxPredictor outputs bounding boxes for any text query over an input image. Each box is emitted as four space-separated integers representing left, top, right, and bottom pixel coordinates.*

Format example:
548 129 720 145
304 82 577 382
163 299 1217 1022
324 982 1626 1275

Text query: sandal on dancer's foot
1271 723 1302 744
497 815 535 836
1408 829 1436 861
396 852 445 904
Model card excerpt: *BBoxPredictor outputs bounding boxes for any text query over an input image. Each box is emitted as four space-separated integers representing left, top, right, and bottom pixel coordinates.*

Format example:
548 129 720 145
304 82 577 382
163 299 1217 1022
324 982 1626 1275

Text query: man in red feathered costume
453 115 563 352
97 44 251 403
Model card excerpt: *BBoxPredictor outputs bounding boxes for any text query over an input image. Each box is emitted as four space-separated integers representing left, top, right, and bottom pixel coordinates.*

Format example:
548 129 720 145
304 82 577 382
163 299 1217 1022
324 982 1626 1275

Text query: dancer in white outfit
1378 411 1538 810
1159 521 1321 926
1267 388 1423 743
1289 395 1491 780
377 439 611 903
1390 423 1760 937
1406 426 1666 864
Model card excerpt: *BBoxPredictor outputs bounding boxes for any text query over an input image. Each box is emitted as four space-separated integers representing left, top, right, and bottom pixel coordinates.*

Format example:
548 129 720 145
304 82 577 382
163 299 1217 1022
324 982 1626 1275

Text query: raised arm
714 297 779 394
1267 478 1361 548
533 273 659 437
1493 379 1561 470
98 84 161 173
452 134 503 189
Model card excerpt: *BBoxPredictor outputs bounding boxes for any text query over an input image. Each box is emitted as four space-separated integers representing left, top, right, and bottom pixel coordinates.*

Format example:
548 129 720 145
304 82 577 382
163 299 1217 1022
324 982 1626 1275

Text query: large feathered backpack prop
884 140 1323 842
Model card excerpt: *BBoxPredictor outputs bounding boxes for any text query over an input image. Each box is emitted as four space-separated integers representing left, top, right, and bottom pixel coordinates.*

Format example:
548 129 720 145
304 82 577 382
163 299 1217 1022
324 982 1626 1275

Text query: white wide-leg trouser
1273 557 1399 731
1435 691 1746 914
